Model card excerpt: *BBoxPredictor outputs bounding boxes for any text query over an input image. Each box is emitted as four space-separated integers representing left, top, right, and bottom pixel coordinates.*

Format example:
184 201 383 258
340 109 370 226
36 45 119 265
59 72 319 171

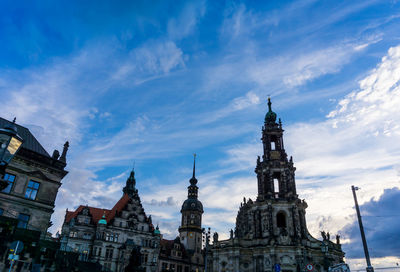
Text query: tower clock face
270 151 280 160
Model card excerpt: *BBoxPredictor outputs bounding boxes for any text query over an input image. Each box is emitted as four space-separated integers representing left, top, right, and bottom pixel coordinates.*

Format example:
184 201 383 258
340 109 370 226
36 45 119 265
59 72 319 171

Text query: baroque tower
179 155 204 263
207 99 345 272
257 98 297 201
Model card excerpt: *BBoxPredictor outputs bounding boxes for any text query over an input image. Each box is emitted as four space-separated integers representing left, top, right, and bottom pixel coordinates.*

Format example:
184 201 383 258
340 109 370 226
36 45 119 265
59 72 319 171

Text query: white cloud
167 1 206 40
199 91 261 124
112 40 185 82
143 43 400 261
282 45 400 266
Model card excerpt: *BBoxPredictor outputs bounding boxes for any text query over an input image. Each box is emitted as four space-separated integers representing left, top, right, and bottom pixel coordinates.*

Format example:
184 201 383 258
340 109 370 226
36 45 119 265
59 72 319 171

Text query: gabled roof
65 193 132 226
0 117 50 157
108 193 131 221
65 206 109 225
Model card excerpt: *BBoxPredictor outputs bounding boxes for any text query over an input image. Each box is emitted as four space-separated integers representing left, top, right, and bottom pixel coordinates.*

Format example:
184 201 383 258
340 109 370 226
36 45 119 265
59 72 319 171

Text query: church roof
65 193 131 225
0 117 50 157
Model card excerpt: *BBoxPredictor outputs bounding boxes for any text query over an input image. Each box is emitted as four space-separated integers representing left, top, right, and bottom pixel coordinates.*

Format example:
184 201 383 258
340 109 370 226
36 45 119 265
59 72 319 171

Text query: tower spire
192 153 196 178
189 154 198 186
268 97 272 112
265 98 277 125
258 99 297 201
123 165 138 197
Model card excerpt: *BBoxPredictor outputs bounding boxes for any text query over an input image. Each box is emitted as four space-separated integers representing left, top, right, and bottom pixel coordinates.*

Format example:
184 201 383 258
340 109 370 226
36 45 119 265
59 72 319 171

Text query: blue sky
1 0 400 269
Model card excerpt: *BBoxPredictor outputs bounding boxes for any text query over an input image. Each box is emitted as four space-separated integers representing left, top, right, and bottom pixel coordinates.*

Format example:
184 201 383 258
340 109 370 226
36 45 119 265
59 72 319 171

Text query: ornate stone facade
0 117 68 234
206 99 345 272
61 169 161 272
0 117 69 271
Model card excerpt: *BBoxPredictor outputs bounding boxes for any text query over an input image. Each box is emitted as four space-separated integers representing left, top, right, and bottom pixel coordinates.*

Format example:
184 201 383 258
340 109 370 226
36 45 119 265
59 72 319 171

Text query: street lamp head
0 118 24 179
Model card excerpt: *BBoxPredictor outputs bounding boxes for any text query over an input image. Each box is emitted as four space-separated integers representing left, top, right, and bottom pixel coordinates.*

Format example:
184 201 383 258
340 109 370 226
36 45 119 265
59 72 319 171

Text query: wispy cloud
2 2 400 269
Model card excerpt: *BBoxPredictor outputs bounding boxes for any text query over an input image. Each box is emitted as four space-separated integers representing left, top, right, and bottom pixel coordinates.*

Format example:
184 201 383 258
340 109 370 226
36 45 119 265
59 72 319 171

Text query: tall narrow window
1 173 16 193
17 213 30 229
271 142 276 150
25 180 40 200
105 248 113 260
274 178 279 193
277 212 286 228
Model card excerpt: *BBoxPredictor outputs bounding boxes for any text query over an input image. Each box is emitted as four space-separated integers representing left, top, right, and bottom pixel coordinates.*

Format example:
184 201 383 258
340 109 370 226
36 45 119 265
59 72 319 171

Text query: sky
1 0 400 270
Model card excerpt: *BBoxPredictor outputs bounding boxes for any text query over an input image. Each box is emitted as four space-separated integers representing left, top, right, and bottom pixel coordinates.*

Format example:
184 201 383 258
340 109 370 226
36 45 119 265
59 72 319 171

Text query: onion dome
182 198 203 213
154 225 161 235
265 98 277 124
98 212 107 225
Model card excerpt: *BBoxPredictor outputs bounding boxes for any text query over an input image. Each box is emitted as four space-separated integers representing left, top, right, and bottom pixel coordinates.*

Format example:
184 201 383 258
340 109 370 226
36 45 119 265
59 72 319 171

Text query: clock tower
179 155 204 266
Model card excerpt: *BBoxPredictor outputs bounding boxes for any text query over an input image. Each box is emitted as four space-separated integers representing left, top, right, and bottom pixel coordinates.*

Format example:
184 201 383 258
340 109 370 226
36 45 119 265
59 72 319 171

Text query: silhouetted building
0 117 68 271
61 169 161 272
206 99 345 272
158 157 204 272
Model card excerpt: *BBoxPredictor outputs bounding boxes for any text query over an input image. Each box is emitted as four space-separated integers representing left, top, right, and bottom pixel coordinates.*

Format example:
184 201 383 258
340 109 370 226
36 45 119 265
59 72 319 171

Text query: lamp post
0 118 24 190
203 227 210 272
352 185 374 272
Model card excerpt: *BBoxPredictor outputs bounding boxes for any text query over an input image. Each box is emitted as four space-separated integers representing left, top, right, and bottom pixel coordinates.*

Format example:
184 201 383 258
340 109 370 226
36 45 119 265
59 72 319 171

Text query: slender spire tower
179 154 204 257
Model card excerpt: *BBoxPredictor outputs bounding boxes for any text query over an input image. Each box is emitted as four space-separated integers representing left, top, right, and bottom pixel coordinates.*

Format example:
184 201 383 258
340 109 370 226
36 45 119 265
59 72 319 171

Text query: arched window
277 212 286 228
274 178 279 193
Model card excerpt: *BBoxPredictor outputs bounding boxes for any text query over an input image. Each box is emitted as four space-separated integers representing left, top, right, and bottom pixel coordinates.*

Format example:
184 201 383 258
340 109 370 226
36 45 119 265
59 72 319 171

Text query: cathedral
206 99 345 272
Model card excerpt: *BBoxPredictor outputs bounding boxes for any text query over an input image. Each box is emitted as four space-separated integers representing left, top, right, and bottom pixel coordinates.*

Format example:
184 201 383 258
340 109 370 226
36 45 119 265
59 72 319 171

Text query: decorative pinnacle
265 97 277 124
12 117 16 123
193 153 196 178
189 154 198 185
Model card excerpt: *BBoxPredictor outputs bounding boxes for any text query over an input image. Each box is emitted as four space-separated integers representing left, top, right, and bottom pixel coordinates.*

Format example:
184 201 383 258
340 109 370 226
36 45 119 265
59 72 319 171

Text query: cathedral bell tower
209 98 345 271
179 155 204 258
256 98 297 201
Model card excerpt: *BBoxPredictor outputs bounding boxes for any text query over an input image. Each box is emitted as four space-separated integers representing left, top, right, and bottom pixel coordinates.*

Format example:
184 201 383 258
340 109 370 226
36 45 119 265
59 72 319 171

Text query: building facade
0 117 69 234
158 237 191 272
206 99 345 272
61 169 161 272
158 158 205 272
0 117 69 271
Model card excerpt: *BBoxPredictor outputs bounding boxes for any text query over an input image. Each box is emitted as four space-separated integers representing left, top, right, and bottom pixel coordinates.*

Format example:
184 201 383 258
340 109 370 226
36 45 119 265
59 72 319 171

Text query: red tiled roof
65 193 132 225
65 206 109 225
107 193 131 222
